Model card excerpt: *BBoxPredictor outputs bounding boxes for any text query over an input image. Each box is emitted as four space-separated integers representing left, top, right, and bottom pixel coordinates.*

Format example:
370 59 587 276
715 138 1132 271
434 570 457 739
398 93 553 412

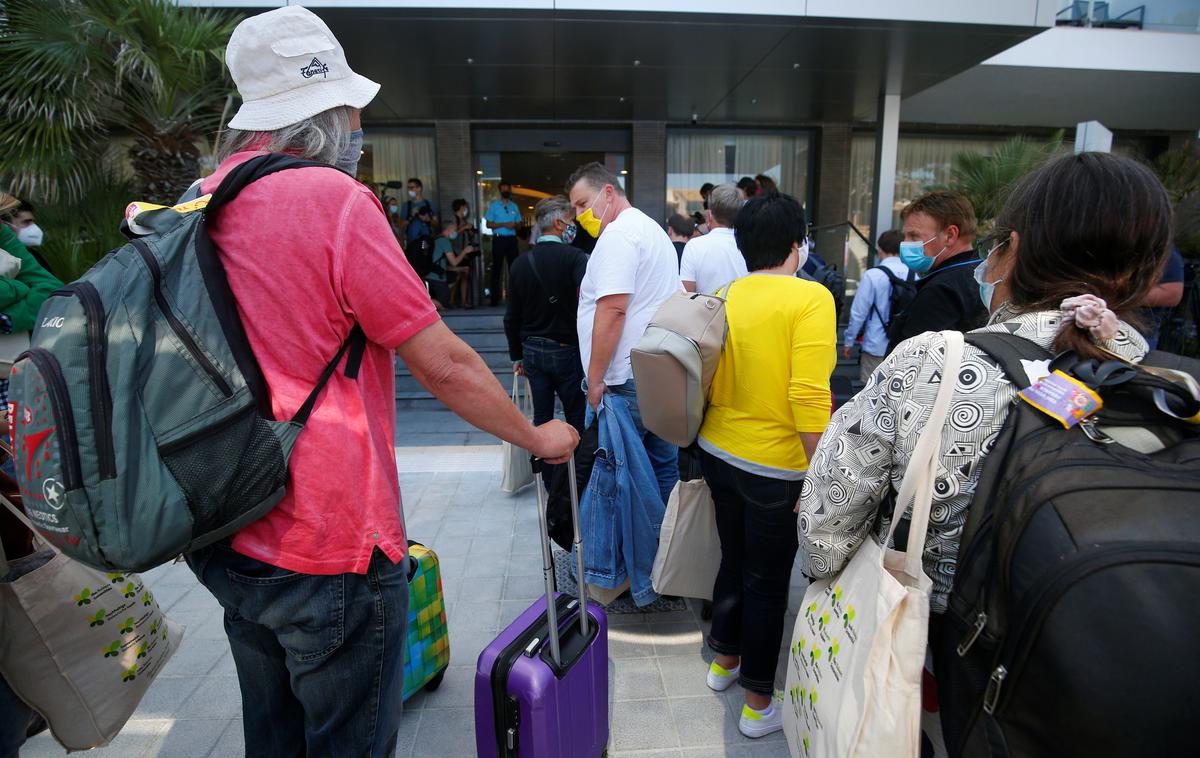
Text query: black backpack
936 331 1200 758
405 235 441 280
872 265 918 351
806 261 846 320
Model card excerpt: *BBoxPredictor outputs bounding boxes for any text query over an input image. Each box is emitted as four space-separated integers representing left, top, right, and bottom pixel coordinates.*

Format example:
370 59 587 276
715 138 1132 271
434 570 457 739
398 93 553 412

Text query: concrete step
440 309 505 330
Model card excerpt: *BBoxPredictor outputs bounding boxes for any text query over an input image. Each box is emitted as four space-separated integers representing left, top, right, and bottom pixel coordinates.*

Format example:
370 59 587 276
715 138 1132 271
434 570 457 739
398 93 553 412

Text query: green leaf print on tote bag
0 495 184 751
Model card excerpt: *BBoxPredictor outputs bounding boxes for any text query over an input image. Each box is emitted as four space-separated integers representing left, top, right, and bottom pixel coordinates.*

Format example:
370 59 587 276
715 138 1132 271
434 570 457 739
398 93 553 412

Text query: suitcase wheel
423 668 447 693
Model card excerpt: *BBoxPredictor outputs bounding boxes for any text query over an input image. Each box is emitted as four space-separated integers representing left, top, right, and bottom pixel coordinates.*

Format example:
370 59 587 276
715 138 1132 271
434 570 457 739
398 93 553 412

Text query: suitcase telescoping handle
529 456 589 669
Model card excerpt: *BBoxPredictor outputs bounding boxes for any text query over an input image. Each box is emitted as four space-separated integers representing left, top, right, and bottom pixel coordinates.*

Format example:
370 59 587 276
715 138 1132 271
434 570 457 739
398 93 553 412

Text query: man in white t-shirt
568 162 682 502
679 183 748 294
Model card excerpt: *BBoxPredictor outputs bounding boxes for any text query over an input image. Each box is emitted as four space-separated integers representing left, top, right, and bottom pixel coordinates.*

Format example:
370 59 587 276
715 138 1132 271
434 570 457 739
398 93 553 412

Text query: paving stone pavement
22 454 808 757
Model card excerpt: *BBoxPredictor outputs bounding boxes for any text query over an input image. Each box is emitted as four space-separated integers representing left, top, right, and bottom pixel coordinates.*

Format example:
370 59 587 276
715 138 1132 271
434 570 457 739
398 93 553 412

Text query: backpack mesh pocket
160 410 289 536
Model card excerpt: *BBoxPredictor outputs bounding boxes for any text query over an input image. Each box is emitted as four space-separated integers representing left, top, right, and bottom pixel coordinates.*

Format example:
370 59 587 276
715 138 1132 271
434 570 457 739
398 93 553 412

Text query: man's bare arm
397 321 577 461
586 294 629 408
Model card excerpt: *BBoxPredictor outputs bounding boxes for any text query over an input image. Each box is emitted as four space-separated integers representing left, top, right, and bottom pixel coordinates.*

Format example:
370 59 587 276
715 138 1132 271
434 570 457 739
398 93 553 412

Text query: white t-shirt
577 206 682 386
678 227 748 295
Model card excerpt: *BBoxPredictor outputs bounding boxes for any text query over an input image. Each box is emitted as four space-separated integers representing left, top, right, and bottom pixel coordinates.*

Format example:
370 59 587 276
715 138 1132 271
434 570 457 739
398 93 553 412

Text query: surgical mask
563 223 577 245
407 190 417 199
899 232 943 273
387 204 398 215
794 240 810 274
501 191 512 200
576 187 610 239
974 239 1009 311
449 231 458 241
17 223 43 248
337 129 363 176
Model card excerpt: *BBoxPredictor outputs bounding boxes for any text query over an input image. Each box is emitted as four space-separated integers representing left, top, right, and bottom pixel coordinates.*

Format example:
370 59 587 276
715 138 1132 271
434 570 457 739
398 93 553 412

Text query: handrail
809 220 873 249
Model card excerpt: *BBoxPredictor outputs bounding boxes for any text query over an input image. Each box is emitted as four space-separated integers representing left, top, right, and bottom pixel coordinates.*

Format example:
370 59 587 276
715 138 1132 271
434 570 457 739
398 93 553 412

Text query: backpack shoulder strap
963 331 1053 389
291 325 367 426
206 153 333 212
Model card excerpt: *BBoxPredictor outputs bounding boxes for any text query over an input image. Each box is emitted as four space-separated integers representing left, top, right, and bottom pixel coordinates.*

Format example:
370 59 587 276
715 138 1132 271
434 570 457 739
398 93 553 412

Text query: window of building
665 131 812 218
359 129 438 204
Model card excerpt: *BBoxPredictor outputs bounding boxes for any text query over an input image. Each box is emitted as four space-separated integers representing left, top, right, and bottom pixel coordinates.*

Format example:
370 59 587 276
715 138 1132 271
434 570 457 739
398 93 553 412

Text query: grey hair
218 106 352 164
707 183 745 227
534 195 573 232
565 161 625 197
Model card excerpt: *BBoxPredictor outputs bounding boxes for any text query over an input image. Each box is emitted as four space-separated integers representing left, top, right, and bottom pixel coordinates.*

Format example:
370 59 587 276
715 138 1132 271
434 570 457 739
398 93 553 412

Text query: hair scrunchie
1060 294 1119 342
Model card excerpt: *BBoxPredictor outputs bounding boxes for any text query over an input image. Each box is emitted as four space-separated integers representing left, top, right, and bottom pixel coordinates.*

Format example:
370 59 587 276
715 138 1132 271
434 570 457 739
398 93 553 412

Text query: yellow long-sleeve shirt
698 274 837 477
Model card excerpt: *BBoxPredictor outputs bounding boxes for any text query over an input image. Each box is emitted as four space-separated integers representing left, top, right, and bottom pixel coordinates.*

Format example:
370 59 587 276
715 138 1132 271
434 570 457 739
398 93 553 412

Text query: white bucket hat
225 6 379 131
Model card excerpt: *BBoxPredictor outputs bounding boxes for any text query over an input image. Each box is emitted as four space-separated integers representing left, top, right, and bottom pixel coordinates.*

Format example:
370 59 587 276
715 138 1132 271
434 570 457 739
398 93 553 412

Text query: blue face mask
448 231 458 241
973 239 1009 311
899 232 942 273
337 129 364 176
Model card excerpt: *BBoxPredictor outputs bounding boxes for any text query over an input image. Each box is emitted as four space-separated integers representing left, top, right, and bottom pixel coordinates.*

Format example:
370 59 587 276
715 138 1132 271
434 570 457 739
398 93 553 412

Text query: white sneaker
706 660 740 692
738 693 784 739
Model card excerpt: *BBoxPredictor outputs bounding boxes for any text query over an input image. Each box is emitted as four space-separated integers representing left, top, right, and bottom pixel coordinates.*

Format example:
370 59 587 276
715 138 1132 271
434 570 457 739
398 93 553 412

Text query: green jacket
0 224 63 331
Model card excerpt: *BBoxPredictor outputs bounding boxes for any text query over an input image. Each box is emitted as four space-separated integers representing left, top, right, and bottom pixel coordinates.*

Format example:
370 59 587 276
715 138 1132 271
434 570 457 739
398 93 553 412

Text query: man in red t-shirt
183 8 577 757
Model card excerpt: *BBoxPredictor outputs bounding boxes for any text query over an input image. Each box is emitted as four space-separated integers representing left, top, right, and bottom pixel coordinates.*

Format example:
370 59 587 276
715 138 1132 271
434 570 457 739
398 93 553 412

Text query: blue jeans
591 380 679 505
186 543 409 758
523 338 586 432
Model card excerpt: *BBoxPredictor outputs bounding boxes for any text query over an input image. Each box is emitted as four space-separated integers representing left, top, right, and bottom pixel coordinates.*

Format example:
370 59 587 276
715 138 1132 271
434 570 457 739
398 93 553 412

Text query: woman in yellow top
698 191 837 739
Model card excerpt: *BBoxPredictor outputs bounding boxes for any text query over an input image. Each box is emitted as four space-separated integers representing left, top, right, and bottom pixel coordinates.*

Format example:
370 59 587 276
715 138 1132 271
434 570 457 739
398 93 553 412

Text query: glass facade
665 131 813 218
359 129 438 203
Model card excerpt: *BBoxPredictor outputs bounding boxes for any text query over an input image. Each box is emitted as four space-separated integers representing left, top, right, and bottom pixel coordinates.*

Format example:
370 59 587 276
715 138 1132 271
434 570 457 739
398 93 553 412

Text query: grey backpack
9 154 365 571
630 286 729 447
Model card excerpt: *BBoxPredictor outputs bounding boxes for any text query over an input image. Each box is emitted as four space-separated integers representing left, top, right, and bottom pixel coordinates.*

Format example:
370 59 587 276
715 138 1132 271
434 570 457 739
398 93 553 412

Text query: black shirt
503 241 590 361
896 250 988 342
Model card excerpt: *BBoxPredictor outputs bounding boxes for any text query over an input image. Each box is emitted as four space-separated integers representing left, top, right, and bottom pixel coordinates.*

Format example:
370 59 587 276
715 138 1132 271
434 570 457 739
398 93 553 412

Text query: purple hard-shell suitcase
475 458 609 758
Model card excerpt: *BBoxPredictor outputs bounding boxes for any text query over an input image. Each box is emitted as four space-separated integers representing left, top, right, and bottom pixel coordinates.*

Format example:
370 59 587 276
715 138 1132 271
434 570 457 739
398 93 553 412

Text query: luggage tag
1019 370 1102 429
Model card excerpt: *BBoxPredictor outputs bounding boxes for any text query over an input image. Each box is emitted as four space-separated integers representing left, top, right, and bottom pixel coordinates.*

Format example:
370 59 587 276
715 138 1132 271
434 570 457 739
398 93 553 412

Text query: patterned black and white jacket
796 304 1148 613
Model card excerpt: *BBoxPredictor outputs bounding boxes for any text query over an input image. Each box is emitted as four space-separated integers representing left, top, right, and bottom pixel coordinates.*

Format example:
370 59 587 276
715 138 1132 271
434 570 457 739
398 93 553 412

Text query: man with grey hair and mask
679 182 748 294
504 195 590 433
186 8 578 757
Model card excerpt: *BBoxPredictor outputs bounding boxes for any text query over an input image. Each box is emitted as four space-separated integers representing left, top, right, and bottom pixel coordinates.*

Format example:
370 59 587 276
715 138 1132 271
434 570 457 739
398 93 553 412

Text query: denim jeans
186 543 409 758
0 676 34 758
595 380 679 506
700 449 803 695
522 338 585 432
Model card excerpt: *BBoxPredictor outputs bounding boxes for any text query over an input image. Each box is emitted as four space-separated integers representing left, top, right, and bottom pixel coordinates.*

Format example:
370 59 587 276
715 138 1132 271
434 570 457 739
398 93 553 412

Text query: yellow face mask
575 186 610 238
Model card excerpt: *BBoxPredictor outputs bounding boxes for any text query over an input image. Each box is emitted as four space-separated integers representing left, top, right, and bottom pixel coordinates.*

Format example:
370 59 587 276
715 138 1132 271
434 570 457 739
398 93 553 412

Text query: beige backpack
630 286 730 447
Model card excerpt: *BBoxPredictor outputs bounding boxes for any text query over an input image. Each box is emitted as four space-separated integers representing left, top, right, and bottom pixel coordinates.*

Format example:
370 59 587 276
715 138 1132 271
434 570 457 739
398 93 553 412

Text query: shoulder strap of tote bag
885 330 964 578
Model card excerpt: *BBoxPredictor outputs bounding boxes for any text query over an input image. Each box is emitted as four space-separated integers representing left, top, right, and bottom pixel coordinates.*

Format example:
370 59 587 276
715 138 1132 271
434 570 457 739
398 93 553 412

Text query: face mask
974 239 1009 311
17 223 43 248
387 204 398 215
337 129 363 176
461 208 470 218
501 191 512 200
899 232 942 273
449 231 458 241
563 223 577 245
407 190 417 199
793 240 810 274
576 187 610 238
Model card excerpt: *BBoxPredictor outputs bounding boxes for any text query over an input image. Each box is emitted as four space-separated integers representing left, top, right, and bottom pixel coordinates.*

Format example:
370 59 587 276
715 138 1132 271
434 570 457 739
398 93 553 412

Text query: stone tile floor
23 450 807 757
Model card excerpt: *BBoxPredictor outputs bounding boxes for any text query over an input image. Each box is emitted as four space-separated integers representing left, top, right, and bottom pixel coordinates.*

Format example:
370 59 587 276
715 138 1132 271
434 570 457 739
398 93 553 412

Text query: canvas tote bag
501 374 534 493
650 478 720 600
784 330 963 758
0 495 184 750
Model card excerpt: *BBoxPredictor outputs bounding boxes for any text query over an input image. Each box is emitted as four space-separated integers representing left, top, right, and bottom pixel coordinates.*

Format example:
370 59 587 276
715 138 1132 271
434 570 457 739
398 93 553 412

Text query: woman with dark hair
698 191 837 739
797 152 1172 632
736 176 758 199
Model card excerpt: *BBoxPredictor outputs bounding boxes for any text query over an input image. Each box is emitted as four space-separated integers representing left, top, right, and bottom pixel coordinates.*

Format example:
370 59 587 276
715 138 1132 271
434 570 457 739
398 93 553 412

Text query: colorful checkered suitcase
402 541 450 701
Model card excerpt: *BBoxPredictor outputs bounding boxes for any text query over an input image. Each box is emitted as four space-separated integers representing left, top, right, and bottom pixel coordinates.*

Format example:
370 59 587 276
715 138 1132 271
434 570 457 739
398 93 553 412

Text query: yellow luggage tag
1019 370 1103 429
123 195 211 236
